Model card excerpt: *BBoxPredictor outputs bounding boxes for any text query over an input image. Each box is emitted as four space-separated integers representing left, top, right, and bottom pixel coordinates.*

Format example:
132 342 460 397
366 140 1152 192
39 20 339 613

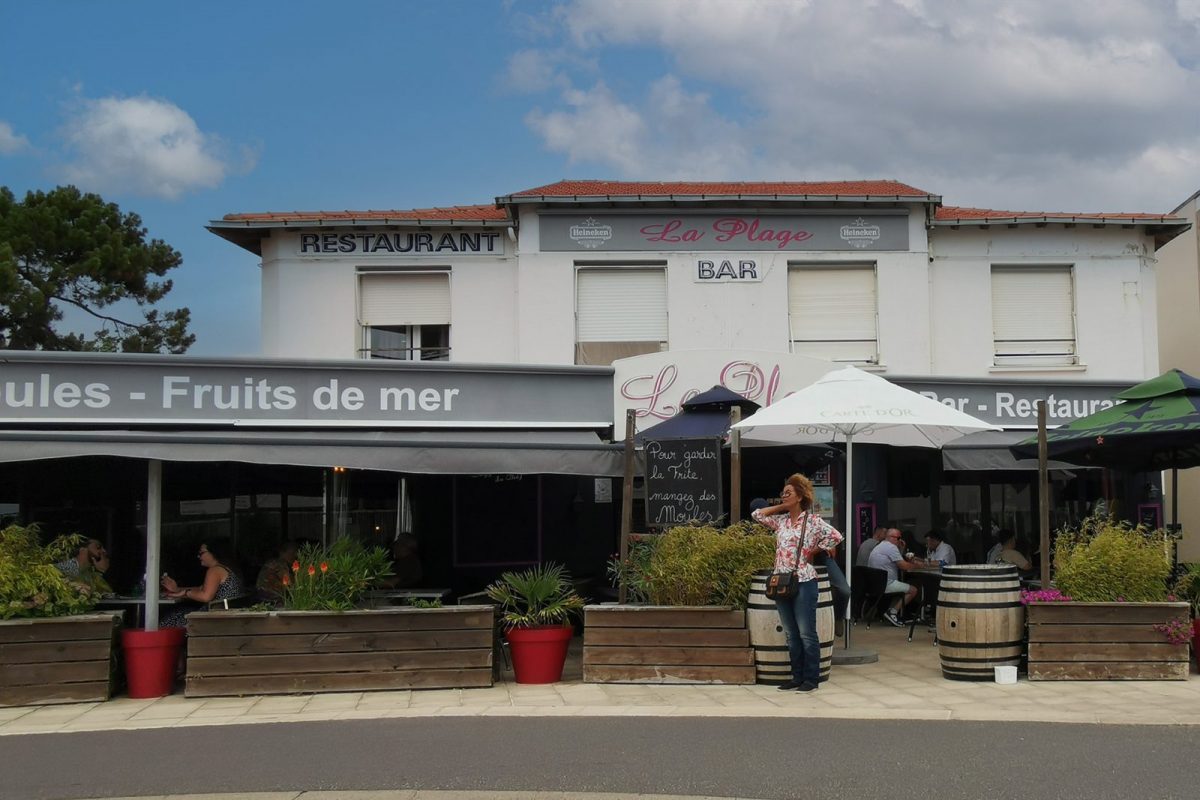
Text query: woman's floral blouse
751 508 844 582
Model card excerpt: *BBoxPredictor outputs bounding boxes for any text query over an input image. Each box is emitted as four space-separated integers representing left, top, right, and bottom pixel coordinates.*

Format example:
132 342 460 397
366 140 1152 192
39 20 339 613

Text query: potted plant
1026 515 1190 680
486 562 584 684
184 538 495 696
1169 563 1200 668
0 524 121 706
585 522 770 685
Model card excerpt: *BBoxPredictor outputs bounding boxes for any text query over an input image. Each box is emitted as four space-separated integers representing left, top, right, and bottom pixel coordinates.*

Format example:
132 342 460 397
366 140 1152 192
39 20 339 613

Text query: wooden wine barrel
936 564 1024 681
747 568 833 684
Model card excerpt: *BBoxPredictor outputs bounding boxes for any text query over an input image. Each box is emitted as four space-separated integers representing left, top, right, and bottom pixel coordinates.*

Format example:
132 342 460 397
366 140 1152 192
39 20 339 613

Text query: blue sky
3 1 1198 355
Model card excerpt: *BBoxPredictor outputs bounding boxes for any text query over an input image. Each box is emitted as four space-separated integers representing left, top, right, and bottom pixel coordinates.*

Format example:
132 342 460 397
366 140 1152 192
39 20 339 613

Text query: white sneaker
883 610 904 628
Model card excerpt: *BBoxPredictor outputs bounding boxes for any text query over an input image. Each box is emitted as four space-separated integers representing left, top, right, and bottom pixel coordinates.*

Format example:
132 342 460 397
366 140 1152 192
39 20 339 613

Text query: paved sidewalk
3 625 1199 736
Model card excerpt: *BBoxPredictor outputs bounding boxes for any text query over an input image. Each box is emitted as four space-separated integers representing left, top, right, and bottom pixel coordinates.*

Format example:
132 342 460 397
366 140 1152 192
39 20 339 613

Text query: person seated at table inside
987 530 1032 573
55 538 113 595
924 530 956 566
159 541 244 628
856 526 888 567
867 528 920 627
380 532 424 589
256 539 299 603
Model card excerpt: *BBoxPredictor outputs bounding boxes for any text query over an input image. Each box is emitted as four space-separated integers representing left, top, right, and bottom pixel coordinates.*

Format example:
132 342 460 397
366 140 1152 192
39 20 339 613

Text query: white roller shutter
576 268 667 342
359 273 450 326
992 266 1076 365
788 266 877 363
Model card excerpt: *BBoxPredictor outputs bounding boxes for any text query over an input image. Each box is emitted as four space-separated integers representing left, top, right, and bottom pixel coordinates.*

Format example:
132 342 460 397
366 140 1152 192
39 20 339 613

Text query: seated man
55 538 112 595
256 540 299 603
855 526 888 567
867 528 920 627
924 530 956 566
988 530 1033 574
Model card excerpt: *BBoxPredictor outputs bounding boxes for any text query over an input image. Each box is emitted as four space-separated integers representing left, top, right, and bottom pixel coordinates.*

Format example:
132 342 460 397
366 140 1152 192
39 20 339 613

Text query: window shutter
576 269 667 342
991 267 1076 364
788 266 877 362
359 273 450 326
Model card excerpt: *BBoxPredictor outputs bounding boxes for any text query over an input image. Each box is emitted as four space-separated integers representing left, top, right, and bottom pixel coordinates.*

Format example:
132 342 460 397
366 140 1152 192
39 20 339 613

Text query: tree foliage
0 185 194 353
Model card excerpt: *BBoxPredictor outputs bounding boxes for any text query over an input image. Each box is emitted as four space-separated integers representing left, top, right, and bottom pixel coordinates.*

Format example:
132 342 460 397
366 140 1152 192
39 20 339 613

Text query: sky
2 0 1198 355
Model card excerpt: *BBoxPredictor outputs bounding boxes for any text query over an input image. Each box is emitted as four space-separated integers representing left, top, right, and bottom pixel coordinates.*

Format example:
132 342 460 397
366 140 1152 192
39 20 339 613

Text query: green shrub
1053 516 1171 602
1170 563 1200 616
610 521 775 608
485 562 585 628
0 524 98 619
281 537 393 611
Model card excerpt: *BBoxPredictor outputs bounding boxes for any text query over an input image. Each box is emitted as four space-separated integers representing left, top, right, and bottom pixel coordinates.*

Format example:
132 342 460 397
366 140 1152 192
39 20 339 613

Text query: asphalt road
2 717 1196 800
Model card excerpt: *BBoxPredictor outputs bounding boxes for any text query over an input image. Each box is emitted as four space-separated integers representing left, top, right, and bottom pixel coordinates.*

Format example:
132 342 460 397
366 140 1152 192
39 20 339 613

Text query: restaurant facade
0 179 1189 595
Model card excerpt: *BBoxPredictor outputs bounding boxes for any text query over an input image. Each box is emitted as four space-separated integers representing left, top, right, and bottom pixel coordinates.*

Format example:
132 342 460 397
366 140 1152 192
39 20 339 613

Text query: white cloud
518 0 1200 212
58 95 253 199
0 121 30 155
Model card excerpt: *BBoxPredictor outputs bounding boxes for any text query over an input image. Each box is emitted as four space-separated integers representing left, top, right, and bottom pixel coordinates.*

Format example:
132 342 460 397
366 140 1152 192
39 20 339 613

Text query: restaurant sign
540 213 909 252
612 350 1129 429
0 352 612 428
291 230 504 257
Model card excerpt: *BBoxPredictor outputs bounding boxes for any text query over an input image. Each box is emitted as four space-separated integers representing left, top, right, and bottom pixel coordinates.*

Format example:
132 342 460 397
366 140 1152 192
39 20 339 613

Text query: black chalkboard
644 437 723 528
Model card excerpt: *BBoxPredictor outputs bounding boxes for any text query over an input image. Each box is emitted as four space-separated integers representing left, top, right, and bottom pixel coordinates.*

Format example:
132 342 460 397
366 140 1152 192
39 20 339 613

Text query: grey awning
0 428 627 476
942 430 1090 472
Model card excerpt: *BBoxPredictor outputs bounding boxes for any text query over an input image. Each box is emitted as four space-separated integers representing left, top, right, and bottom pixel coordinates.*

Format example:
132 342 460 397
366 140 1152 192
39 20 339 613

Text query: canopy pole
729 407 742 524
1038 402 1050 589
843 433 854 649
144 459 163 631
618 409 636 604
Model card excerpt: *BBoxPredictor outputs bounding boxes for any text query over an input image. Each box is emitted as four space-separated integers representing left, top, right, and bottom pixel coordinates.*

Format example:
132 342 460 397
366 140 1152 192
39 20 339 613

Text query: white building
209 180 1191 562
1154 189 1200 561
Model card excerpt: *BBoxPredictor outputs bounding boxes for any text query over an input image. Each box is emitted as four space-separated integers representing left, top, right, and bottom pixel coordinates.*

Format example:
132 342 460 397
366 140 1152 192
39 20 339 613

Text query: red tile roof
221 205 508 223
503 179 935 199
935 206 1180 223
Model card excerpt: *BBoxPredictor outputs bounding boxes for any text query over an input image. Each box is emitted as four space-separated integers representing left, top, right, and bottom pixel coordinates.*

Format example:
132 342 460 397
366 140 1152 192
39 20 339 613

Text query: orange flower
281 575 290 587
320 562 329 574
307 564 316 576
291 560 300 572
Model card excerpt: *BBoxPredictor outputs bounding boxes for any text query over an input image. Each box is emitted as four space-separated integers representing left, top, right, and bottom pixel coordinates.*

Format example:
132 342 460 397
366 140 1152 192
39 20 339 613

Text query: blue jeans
811 552 850 619
774 578 820 684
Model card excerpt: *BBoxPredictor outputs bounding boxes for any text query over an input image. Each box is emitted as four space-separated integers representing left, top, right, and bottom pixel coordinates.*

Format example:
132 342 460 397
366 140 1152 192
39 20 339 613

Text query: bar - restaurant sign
539 213 909 252
0 352 612 428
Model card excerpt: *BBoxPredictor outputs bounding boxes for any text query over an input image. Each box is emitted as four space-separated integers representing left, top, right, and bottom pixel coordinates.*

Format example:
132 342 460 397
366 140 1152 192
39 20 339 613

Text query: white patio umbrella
732 365 1001 645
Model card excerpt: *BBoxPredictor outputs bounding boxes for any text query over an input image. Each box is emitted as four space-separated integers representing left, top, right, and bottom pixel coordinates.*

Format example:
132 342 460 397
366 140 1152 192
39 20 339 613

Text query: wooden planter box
1027 601 1190 680
184 606 495 697
0 613 121 706
582 605 755 684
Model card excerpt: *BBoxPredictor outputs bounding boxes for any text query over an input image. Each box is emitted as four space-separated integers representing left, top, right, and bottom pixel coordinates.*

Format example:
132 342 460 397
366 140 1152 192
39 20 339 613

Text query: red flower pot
504 625 573 684
121 627 185 698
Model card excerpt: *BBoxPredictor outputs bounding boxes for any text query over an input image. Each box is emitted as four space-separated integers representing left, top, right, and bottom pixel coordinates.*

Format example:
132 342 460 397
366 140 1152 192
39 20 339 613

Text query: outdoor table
361 588 451 608
95 595 178 628
904 567 943 624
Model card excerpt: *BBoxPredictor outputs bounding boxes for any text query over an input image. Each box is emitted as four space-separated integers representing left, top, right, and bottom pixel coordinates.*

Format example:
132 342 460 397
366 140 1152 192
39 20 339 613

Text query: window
991 266 1076 366
358 272 450 360
575 267 667 366
788 265 878 363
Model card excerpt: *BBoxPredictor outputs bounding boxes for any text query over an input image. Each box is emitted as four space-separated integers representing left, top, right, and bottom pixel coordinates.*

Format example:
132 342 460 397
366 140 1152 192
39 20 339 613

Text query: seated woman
987 530 1033 573
159 541 244 628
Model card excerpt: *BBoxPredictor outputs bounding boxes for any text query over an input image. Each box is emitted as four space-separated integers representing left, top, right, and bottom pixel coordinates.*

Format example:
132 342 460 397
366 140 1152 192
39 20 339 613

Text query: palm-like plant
485 562 584 629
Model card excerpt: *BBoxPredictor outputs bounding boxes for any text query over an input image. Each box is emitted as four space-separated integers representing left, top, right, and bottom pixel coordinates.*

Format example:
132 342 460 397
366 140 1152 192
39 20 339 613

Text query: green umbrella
1010 369 1200 528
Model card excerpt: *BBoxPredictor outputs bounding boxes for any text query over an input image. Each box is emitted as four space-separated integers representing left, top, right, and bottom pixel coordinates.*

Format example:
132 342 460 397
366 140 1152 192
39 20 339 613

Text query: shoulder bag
765 513 809 601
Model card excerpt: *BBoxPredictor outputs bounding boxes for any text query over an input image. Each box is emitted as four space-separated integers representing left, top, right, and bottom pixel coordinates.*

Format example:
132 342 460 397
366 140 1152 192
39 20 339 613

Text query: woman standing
752 473 844 692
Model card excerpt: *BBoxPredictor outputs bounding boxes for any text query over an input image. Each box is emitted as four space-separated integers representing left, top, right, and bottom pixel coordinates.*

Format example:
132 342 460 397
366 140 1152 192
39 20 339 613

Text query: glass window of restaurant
574 265 667 366
358 270 451 360
788 263 878 364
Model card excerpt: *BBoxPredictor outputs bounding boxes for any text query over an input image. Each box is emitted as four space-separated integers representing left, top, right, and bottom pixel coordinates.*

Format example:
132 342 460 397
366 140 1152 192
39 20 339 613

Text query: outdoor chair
851 565 890 626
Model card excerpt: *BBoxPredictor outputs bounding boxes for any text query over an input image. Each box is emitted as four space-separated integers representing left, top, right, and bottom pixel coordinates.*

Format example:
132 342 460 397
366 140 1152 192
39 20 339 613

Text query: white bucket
994 665 1018 685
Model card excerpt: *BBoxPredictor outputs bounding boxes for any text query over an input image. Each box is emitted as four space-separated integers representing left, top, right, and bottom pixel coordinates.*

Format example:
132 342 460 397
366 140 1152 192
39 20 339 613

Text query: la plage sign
612 350 1128 431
